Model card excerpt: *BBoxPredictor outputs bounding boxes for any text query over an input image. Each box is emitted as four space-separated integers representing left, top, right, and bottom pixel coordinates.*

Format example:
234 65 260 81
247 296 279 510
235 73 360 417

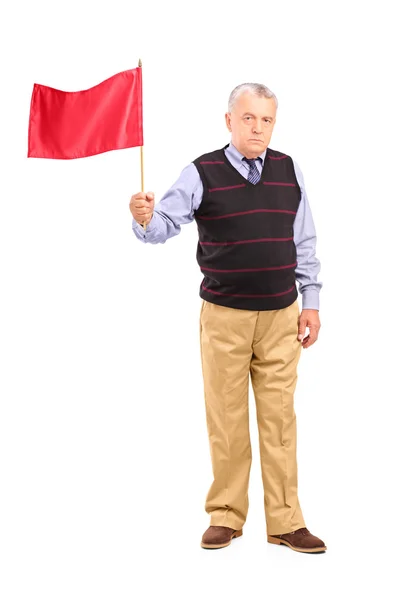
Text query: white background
1 1 399 598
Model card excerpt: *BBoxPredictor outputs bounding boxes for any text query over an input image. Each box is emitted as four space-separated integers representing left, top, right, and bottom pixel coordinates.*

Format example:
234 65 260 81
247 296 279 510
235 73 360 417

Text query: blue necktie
242 157 261 184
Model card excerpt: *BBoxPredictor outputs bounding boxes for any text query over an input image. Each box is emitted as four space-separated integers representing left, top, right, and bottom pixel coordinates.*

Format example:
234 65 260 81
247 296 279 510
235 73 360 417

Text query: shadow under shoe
201 525 243 549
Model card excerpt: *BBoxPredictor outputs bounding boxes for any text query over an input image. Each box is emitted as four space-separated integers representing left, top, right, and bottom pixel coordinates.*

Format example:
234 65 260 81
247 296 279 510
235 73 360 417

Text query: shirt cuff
301 289 320 311
132 216 156 235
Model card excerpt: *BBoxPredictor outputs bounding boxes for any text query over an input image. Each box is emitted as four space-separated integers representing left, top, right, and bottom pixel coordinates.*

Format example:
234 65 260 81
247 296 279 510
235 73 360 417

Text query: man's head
225 83 278 159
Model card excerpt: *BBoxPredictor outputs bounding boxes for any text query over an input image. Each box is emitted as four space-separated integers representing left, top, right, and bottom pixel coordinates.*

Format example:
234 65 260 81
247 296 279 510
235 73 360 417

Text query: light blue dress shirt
132 142 322 310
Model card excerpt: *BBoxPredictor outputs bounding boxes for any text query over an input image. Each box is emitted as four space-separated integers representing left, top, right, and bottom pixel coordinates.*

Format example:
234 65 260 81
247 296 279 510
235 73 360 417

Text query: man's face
225 92 277 158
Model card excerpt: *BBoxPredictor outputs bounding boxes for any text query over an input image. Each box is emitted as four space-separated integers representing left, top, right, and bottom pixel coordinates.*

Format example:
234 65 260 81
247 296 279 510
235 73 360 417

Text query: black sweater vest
192 144 301 311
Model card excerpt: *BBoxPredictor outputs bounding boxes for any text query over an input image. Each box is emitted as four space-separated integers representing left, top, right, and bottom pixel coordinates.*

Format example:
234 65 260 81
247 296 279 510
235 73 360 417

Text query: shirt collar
225 141 267 167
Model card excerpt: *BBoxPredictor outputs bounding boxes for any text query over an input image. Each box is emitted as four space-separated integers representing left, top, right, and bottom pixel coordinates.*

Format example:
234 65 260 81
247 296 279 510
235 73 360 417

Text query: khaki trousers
199 298 306 536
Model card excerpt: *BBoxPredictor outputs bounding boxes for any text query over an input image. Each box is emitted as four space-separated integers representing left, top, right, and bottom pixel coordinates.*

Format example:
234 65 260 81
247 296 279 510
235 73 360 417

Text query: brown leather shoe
268 527 327 553
201 525 243 549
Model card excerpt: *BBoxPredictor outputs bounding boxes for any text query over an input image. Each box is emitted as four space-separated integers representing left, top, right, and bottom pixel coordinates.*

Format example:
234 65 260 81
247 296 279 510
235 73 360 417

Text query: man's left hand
297 309 321 349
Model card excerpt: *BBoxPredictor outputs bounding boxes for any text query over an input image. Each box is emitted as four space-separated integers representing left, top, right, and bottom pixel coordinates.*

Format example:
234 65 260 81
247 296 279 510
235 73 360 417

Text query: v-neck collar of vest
220 143 269 188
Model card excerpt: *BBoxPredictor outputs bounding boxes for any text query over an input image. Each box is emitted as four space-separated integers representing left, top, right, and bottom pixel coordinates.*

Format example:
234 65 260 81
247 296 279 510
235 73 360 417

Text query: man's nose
252 120 262 133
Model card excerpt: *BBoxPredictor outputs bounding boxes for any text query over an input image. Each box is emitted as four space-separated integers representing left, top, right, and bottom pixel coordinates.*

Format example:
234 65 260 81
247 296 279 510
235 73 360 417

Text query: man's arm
132 163 203 244
292 160 323 310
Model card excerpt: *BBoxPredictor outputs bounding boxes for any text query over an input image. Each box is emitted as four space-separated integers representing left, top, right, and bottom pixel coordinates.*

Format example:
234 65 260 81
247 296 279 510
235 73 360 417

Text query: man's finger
298 319 307 341
302 330 318 348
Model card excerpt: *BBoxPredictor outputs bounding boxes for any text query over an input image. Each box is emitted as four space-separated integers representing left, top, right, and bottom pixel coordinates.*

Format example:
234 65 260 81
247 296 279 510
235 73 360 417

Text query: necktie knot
243 157 258 167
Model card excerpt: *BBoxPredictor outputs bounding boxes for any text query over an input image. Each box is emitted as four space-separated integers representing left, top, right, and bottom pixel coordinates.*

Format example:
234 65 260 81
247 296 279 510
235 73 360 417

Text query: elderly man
129 83 326 553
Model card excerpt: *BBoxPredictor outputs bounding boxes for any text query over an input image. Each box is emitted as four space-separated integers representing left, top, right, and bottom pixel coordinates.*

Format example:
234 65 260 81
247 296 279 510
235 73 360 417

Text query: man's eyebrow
242 112 274 119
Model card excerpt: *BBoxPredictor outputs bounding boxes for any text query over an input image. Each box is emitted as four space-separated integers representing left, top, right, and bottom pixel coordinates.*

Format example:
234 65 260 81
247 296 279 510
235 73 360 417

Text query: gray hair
228 83 278 112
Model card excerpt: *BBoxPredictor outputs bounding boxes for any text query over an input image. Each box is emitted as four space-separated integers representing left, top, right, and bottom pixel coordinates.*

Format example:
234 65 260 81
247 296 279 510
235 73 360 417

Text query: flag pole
138 58 147 232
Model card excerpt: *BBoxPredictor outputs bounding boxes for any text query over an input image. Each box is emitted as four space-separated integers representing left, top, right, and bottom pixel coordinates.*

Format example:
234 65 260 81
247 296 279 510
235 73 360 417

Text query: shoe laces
290 527 309 536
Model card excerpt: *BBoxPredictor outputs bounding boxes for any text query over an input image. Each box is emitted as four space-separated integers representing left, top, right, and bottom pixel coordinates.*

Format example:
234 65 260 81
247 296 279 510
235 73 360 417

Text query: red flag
28 67 143 159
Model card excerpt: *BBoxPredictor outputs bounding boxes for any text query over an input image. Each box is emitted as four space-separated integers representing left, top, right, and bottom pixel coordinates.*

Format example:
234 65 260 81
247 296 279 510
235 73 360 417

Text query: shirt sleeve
132 162 203 244
292 159 323 310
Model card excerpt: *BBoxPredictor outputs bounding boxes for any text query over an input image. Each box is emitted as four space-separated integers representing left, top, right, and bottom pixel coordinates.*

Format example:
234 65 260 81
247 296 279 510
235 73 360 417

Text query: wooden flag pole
138 58 147 232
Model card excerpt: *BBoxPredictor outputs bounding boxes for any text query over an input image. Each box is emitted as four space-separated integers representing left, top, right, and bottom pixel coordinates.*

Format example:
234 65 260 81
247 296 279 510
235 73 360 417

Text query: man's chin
245 140 268 154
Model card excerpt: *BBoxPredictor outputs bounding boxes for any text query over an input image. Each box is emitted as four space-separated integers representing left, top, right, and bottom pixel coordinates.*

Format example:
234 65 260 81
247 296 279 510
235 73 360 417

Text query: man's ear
225 112 232 132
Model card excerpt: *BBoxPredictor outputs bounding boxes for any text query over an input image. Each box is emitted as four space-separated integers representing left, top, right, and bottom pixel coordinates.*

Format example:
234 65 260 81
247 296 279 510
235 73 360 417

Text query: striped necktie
242 157 261 184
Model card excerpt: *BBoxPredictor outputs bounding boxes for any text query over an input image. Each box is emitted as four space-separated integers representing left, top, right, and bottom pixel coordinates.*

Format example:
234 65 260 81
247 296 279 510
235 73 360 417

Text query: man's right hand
129 192 155 226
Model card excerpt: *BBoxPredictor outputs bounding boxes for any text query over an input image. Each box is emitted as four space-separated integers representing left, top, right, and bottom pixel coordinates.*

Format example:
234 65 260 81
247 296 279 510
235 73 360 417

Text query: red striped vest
192 144 301 311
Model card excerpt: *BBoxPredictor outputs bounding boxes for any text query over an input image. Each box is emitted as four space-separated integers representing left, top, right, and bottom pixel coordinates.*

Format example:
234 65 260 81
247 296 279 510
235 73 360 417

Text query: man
129 83 326 553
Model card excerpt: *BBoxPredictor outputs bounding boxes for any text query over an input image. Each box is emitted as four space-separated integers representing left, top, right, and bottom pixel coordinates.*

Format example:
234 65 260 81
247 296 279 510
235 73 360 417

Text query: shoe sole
267 535 327 553
201 529 243 549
